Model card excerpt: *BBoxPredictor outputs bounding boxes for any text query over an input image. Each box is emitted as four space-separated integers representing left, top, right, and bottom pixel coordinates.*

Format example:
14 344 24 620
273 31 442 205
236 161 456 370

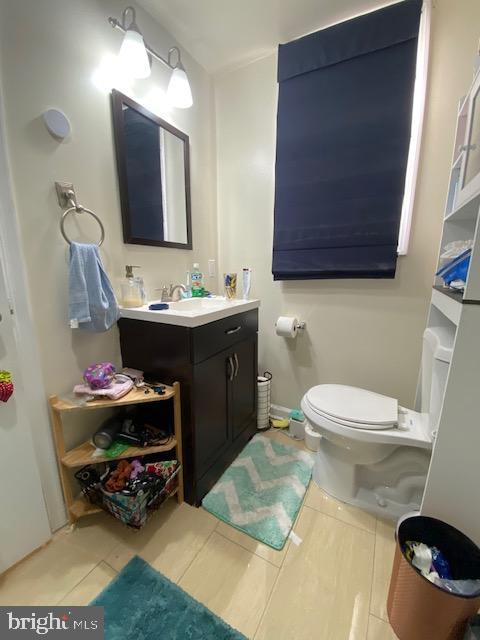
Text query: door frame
0 78 66 531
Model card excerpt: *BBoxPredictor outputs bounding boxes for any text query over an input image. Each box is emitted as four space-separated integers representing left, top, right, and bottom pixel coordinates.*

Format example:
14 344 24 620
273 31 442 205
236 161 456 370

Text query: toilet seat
302 394 432 449
311 408 396 431
305 384 398 430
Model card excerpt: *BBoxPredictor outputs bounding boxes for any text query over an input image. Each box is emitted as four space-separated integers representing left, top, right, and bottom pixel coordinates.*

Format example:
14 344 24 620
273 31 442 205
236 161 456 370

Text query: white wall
0 0 217 528
215 0 480 410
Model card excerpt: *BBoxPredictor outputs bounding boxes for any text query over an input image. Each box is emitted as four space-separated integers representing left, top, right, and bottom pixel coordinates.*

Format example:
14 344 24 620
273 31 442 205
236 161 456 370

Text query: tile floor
0 432 398 639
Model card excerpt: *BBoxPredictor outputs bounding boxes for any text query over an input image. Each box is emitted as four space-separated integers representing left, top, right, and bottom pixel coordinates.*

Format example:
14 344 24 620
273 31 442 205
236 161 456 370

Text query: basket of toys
75 459 181 529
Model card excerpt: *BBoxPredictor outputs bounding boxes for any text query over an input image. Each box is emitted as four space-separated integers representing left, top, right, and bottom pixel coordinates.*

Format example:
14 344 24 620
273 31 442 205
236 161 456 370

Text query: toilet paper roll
304 424 321 452
275 316 298 338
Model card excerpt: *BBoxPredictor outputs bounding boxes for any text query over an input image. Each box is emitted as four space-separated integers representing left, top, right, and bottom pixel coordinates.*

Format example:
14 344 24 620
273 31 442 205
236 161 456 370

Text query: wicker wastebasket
387 515 480 640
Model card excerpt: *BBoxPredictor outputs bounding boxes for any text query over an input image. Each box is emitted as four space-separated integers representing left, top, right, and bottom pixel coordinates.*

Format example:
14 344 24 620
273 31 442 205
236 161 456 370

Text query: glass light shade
167 66 193 109
118 29 150 79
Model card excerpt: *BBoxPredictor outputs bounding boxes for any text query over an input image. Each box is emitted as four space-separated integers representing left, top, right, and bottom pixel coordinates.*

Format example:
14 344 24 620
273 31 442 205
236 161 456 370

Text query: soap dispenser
191 263 204 298
121 265 145 308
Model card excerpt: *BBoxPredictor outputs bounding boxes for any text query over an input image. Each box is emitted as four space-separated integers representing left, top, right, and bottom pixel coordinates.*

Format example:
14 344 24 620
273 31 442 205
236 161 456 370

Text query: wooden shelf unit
69 498 103 519
50 384 175 412
61 437 177 468
49 381 184 524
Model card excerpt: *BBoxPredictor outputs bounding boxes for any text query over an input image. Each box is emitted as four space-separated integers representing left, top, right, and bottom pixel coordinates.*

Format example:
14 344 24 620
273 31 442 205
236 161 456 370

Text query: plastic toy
130 459 144 480
105 460 132 492
83 362 116 390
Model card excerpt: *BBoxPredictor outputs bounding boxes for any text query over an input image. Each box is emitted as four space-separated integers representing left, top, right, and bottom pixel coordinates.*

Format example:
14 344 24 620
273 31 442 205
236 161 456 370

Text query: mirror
111 90 192 249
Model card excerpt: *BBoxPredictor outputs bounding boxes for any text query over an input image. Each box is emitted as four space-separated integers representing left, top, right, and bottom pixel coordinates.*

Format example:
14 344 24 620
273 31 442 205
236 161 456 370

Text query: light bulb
118 29 150 79
167 66 193 109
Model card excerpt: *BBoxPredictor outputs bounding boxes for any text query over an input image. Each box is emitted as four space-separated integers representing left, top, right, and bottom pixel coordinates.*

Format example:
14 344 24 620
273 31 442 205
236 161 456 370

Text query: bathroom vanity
118 298 259 505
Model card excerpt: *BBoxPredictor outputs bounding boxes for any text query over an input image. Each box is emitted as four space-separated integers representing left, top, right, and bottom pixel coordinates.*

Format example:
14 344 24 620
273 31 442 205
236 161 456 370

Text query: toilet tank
421 327 454 437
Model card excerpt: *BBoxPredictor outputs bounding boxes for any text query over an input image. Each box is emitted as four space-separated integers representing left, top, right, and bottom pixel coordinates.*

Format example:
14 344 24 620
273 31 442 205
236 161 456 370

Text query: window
272 0 424 280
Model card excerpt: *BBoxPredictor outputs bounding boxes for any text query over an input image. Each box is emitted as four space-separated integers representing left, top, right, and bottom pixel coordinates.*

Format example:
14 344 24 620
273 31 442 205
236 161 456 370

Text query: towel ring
60 205 105 247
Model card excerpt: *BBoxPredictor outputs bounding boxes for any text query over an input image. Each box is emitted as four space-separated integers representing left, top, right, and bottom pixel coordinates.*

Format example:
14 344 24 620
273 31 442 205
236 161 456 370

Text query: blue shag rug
91 556 246 640
202 434 314 550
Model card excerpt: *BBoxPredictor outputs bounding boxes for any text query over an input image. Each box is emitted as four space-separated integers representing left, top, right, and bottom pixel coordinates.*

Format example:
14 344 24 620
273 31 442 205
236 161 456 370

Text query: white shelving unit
420 67 480 545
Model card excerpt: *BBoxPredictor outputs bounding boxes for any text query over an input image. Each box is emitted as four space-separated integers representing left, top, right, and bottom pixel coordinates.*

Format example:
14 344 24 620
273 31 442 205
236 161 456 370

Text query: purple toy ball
83 362 116 390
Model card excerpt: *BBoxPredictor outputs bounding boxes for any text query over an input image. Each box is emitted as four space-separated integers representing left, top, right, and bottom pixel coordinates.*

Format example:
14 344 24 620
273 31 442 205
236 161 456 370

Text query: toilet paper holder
275 316 307 338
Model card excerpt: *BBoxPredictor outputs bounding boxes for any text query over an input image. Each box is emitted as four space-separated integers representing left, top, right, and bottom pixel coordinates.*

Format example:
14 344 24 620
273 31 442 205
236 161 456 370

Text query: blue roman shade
272 0 422 280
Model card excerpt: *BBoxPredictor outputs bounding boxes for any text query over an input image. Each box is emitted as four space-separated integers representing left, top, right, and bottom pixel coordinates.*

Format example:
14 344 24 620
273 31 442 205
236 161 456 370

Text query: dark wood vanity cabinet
118 309 258 505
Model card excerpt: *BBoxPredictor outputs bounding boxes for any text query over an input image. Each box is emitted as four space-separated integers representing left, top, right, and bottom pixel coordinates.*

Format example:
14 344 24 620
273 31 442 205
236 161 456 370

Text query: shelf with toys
49 379 184 526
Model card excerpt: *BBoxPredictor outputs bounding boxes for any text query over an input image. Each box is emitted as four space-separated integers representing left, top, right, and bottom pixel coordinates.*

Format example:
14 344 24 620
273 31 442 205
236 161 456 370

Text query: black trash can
387 515 480 640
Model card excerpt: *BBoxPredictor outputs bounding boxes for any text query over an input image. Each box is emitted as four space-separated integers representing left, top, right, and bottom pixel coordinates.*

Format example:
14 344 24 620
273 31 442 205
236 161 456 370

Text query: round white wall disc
43 109 71 139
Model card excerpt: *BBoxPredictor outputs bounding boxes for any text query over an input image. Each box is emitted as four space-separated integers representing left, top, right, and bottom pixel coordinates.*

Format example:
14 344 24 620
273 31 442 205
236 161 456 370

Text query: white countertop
119 296 260 328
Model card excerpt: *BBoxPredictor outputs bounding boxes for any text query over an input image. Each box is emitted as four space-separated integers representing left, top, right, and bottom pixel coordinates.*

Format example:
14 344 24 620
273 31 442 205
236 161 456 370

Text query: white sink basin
119 296 260 328
168 297 226 312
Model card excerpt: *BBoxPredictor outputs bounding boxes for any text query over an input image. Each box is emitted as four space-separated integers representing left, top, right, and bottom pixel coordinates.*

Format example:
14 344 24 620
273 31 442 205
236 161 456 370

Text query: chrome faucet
158 283 186 302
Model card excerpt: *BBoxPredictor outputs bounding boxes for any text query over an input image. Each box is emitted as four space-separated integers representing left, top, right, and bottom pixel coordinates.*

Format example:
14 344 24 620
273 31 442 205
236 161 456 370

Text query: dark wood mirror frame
111 89 192 249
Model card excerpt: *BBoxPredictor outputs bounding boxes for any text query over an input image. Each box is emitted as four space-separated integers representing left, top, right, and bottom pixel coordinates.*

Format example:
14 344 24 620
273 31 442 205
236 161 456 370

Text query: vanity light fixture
108 7 193 109
166 48 193 109
115 7 151 79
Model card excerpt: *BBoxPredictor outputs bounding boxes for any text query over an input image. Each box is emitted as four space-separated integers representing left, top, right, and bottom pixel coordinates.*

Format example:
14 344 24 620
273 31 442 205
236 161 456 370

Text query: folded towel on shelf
73 377 134 400
69 242 119 332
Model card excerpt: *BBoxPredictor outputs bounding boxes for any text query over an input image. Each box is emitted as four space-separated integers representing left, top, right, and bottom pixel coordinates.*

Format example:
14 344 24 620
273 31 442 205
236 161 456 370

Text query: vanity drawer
191 309 258 363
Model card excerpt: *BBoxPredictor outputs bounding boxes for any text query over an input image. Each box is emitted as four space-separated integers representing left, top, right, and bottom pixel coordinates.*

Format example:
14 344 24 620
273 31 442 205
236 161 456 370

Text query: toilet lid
306 384 398 427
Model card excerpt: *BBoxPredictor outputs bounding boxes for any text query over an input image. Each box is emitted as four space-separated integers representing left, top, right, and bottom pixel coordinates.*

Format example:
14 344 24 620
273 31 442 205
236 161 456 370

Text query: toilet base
312 440 430 521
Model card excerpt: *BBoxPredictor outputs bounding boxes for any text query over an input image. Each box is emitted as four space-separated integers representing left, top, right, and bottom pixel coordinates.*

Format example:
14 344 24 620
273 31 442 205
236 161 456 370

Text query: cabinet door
193 349 232 478
230 338 257 441
458 73 480 206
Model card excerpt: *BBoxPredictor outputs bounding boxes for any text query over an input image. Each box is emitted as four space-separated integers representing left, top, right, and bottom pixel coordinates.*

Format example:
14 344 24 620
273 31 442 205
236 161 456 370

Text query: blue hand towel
69 242 119 332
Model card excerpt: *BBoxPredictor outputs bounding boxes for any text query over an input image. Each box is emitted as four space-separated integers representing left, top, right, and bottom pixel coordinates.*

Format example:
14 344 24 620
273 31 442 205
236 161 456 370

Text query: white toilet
301 327 454 520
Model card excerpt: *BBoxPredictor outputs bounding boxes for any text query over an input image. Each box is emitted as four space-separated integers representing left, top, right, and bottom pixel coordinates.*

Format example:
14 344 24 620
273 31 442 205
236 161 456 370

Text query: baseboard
270 403 292 419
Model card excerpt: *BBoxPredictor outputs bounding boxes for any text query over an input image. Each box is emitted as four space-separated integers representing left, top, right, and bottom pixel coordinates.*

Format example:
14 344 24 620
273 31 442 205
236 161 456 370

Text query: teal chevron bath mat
91 556 246 640
203 434 314 550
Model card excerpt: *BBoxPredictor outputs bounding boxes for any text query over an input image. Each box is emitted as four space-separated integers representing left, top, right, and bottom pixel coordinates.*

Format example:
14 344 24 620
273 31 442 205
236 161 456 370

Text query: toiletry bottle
191 263 204 297
242 268 252 300
184 270 192 298
135 275 146 304
121 265 144 308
